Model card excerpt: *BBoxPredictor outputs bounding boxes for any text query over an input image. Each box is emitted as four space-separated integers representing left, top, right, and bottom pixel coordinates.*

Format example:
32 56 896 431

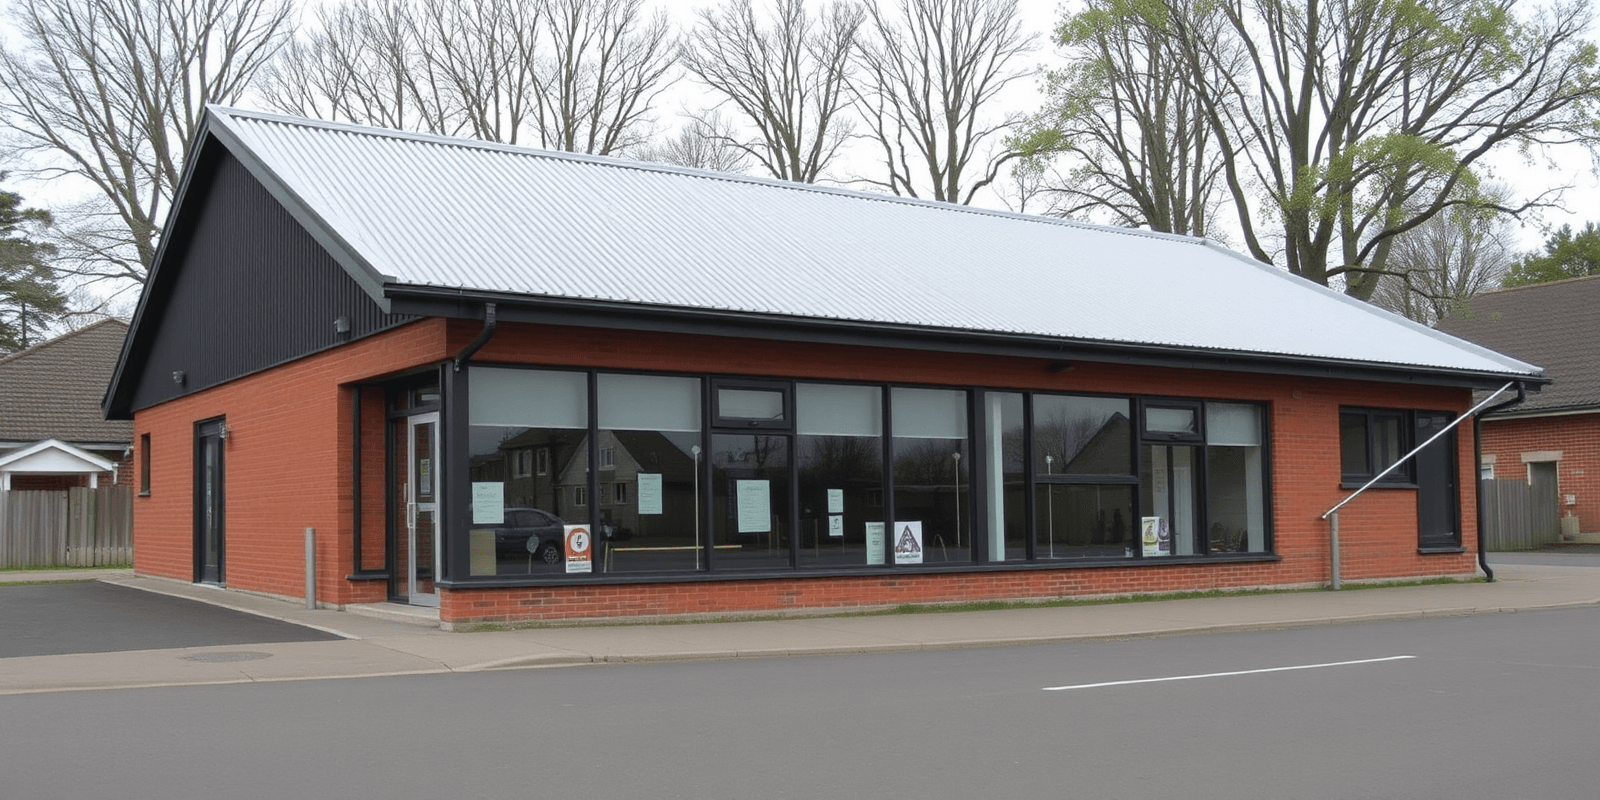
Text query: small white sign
638 473 663 514
736 480 771 533
865 522 885 565
471 482 503 524
828 514 843 538
827 488 844 514
893 521 923 565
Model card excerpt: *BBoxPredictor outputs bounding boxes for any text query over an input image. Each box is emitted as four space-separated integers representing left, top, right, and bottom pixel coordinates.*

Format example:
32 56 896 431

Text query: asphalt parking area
0 581 343 658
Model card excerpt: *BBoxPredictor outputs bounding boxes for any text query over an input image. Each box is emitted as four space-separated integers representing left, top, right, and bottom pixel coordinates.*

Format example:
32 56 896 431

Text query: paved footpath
2 561 1598 695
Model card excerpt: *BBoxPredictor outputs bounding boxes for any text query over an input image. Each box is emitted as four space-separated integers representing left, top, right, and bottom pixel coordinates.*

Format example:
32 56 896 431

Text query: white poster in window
827 488 844 514
736 480 771 533
471 482 504 524
865 522 885 565
893 521 923 565
564 525 593 573
1141 516 1171 557
638 473 663 515
828 514 843 537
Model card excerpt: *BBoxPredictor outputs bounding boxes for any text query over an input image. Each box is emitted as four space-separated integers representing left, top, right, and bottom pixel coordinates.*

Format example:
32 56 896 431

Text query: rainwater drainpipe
1473 383 1527 583
453 302 498 372
1321 382 1517 590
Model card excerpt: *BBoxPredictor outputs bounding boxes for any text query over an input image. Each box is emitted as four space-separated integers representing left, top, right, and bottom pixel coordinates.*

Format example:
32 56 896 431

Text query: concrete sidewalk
2 562 1597 695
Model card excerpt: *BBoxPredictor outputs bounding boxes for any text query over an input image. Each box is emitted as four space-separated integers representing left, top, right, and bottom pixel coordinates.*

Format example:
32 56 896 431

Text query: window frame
711 379 791 430
1339 407 1414 486
138 432 151 496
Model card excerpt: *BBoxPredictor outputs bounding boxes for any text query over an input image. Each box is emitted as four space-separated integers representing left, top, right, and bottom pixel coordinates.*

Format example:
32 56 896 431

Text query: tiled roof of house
0 319 133 445
193 107 1539 384
1435 276 1600 414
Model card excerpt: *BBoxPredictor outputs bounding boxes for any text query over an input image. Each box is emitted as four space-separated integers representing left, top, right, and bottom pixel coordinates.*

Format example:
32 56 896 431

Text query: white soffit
208 107 1539 379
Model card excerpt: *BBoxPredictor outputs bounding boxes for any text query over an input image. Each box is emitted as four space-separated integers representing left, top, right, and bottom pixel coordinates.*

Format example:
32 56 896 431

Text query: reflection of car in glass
495 508 613 564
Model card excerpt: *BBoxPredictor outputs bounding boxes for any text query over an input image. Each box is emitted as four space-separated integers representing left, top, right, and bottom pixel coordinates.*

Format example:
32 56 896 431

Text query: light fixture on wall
334 316 351 336
1048 362 1074 373
172 370 186 387
218 421 231 440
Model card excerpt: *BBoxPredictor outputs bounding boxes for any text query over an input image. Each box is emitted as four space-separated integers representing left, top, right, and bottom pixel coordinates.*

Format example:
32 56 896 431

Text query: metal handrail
1321 382 1515 589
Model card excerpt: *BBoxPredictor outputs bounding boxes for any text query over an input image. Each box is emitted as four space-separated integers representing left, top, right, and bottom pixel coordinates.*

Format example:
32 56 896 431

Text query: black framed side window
1340 408 1412 485
1141 400 1203 443
138 432 151 495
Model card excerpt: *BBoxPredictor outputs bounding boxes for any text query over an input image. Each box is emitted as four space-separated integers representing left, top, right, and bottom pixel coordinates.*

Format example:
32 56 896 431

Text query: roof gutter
1321 382 1517 589
1472 382 1528 582
452 302 497 372
386 286 1545 392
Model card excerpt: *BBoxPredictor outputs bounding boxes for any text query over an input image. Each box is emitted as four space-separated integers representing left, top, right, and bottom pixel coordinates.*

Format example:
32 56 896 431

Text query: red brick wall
1480 413 1600 534
132 317 1481 623
133 319 450 604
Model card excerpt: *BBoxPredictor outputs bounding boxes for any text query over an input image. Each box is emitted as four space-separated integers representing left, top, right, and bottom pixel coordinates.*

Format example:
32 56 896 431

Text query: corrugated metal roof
205 107 1538 379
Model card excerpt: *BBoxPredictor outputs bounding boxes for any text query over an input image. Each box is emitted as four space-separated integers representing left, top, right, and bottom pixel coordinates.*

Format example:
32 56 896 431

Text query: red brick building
1437 277 1600 543
104 109 1545 625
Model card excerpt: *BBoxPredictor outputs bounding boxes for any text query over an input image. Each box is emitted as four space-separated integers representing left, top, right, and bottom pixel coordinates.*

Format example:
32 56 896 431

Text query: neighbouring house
1436 276 1600 543
103 108 1545 625
1 319 133 490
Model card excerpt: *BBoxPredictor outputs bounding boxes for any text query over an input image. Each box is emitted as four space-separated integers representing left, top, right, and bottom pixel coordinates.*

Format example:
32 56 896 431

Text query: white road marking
1042 655 1416 691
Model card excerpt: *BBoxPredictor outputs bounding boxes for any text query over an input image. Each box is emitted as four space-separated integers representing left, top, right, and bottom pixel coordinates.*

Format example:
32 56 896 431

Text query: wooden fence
0 486 133 568
1480 478 1560 552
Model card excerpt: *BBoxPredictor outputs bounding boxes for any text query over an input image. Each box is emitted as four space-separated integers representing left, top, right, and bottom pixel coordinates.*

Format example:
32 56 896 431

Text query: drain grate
182 651 273 663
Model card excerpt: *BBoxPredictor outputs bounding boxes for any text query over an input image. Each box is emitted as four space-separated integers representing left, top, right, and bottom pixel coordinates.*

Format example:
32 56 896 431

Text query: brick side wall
1480 413 1600 534
132 317 1482 623
133 319 449 605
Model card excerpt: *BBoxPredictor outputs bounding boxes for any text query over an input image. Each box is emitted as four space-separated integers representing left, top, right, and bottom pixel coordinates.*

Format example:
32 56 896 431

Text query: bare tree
1175 0 1600 299
1016 0 1238 236
630 115 751 173
264 0 675 156
682 0 862 183
1372 196 1516 325
0 0 293 294
530 0 677 155
259 0 453 134
848 0 1036 204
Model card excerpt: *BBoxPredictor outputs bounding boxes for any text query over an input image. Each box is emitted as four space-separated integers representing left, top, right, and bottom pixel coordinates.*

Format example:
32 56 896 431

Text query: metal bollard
305 527 316 609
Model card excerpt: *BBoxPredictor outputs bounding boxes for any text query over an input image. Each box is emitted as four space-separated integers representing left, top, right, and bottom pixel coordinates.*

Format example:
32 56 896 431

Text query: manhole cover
182 651 273 663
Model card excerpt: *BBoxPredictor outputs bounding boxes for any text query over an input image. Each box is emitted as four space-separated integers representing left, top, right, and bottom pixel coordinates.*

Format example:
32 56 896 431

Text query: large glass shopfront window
461 367 1270 581
797 383 884 567
892 387 971 563
467 368 588 577
598 374 703 573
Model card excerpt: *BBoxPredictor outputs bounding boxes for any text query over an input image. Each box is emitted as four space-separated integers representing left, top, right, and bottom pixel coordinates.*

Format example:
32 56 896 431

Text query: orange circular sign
566 526 591 555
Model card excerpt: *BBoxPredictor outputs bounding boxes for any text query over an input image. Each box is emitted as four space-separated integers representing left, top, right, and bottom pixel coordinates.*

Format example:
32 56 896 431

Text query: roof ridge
206 105 1208 250
0 317 128 368
1477 274 1600 297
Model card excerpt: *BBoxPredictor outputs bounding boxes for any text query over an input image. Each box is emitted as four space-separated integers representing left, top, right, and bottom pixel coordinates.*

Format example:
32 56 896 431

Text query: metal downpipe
1474 383 1527 582
452 302 498 372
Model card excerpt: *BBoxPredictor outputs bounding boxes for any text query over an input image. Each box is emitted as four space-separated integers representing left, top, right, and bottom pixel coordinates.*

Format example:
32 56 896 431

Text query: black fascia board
385 285 1549 392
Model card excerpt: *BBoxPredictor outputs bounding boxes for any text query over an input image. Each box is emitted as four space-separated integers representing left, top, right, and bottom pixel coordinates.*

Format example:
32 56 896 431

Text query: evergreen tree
1502 223 1600 287
0 183 63 353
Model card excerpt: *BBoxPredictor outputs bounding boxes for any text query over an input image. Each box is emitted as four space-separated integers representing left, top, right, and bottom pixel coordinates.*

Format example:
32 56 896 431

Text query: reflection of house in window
512 449 534 478
1064 412 1132 474
614 482 628 504
536 447 549 475
599 445 615 469
574 486 588 506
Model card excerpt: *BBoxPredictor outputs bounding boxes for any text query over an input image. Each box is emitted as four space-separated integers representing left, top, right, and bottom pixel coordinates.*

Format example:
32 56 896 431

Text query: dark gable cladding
106 144 415 418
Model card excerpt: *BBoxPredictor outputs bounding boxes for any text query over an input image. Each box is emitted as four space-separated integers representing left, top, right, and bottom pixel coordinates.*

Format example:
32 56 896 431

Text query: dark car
494 508 613 564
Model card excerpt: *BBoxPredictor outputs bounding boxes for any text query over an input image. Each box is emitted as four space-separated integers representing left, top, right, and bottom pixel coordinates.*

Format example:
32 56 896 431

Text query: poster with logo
893 521 924 565
865 522 885 565
1141 516 1171 557
564 525 593 573
828 514 843 538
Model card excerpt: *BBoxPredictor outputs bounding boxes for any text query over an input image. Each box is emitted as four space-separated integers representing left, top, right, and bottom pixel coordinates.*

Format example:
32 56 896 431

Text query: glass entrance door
403 412 440 607
194 418 226 584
